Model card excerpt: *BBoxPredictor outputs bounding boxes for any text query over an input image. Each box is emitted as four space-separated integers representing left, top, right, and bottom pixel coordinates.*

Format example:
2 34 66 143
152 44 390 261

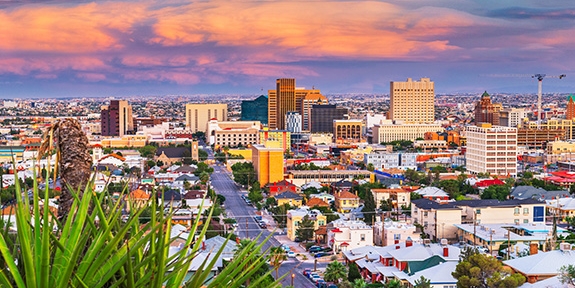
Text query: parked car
258 221 267 228
302 268 312 277
315 279 326 287
308 246 322 253
287 251 296 258
314 252 329 258
320 246 332 252
281 244 291 252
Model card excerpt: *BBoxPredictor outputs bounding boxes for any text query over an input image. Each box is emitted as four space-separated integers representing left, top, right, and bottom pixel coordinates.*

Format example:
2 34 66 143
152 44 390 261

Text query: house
371 186 411 209
125 189 150 211
306 197 330 208
158 189 182 207
546 197 575 219
473 178 505 189
174 174 200 187
267 180 300 196
310 192 335 204
504 244 575 284
286 206 327 241
510 186 568 201
411 199 462 241
274 191 303 207
327 219 373 252
413 187 449 201
301 181 323 191
174 164 197 174
373 220 420 247
332 179 354 193
335 191 360 213
98 153 126 166
406 261 458 288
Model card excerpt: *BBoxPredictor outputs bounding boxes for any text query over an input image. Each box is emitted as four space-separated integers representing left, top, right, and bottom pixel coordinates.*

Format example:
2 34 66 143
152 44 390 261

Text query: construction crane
532 74 566 129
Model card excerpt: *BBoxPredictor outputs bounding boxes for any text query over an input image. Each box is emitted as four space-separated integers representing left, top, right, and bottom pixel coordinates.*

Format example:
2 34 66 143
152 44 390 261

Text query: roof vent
423 239 431 246
560 243 571 251
440 239 448 246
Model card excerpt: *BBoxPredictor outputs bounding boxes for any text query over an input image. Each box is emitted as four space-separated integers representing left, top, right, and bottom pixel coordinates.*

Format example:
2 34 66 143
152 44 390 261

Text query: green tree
363 190 376 225
438 179 460 199
295 215 315 242
414 275 431 288
384 279 403 288
231 162 257 186
351 182 384 200
138 145 157 158
198 149 208 161
269 246 287 279
248 183 264 203
565 216 575 230
366 163 375 172
558 264 575 286
314 206 340 223
324 261 347 284
353 278 367 288
480 185 510 201
348 262 361 282
452 251 525 288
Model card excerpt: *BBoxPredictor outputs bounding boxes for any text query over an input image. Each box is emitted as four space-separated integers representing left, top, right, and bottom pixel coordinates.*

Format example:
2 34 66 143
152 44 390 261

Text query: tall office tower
466 123 517 177
474 91 503 125
185 103 228 133
310 104 348 133
301 92 328 131
267 78 324 130
241 95 268 124
389 77 435 123
499 108 528 127
285 112 302 133
566 94 575 121
101 100 134 137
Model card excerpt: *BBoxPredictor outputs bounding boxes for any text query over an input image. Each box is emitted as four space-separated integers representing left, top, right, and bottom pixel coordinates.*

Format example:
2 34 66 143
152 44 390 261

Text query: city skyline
1 0 575 98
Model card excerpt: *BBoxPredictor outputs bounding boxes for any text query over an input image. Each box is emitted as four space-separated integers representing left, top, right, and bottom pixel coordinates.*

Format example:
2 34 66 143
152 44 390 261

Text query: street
210 164 320 287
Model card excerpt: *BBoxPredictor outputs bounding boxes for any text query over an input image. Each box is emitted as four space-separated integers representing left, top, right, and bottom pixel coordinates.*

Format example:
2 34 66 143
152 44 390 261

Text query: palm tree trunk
55 118 93 219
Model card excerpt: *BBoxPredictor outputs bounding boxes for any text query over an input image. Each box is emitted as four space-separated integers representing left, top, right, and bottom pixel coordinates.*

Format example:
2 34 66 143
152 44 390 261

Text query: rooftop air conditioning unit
423 239 431 246
440 239 448 245
560 243 571 251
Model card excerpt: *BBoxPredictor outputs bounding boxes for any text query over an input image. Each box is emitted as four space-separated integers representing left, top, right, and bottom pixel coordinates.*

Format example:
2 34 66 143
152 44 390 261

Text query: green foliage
231 162 257 186
248 184 264 203
198 149 208 161
380 198 393 212
452 250 525 288
293 163 330 170
324 261 347 284
558 264 575 286
313 206 340 223
414 275 431 288
295 215 315 242
351 182 384 200
269 204 292 229
531 178 562 191
381 140 413 151
437 179 461 199
138 145 157 158
194 162 214 177
410 192 422 200
480 185 510 201
353 278 367 288
363 190 376 225
384 279 403 288
430 166 448 173
348 262 361 282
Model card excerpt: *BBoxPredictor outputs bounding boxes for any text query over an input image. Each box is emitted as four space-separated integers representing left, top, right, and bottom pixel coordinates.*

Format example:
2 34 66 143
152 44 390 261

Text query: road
210 164 319 288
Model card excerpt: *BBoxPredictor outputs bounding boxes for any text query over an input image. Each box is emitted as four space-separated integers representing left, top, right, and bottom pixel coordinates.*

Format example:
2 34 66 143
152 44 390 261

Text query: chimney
394 239 399 245
406 237 413 247
395 245 400 250
202 241 206 250
443 247 449 257
530 243 538 255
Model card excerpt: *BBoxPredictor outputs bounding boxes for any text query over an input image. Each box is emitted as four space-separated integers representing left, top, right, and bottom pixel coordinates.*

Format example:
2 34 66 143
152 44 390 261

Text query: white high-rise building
285 111 302 133
390 78 435 124
466 123 517 177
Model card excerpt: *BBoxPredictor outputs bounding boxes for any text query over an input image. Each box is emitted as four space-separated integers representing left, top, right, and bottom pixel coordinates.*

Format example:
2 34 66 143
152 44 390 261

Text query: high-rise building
267 78 324 130
301 92 328 131
310 105 348 133
389 78 435 123
252 143 284 187
241 95 268 124
566 94 575 121
285 112 302 133
185 103 227 133
474 91 503 125
101 100 134 137
499 108 528 127
466 123 517 177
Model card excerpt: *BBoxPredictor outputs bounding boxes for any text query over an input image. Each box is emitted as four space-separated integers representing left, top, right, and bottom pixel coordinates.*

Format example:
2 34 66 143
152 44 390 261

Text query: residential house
510 186 568 201
413 187 449 202
504 244 575 284
306 197 330 209
335 191 360 213
286 207 327 241
371 186 411 210
267 180 300 197
411 199 462 241
125 189 150 211
274 191 303 207
175 174 200 187
546 197 575 219
405 261 458 288
310 192 335 205
155 147 190 166
332 179 354 193
327 219 373 252
158 189 182 208
373 220 420 247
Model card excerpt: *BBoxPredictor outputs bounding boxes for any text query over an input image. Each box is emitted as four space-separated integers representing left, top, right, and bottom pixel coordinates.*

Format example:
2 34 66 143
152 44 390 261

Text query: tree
414 275 431 288
248 184 264 203
269 246 287 279
138 145 157 158
231 162 256 186
353 278 367 288
198 149 208 161
438 179 460 199
558 264 575 286
384 279 403 288
348 262 361 282
565 216 575 230
295 215 315 242
363 190 376 225
366 163 375 172
452 251 525 288
481 185 510 201
324 261 347 284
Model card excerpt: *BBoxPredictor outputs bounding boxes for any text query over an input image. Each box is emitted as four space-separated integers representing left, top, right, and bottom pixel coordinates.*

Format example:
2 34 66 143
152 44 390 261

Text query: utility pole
473 212 477 248
246 218 249 239
507 229 510 260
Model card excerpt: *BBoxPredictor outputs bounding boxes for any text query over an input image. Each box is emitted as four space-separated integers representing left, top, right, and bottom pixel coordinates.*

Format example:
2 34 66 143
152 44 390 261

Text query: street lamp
291 273 295 287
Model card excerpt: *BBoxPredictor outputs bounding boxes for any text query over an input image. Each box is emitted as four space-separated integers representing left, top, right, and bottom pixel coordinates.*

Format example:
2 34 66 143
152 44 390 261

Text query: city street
211 164 321 287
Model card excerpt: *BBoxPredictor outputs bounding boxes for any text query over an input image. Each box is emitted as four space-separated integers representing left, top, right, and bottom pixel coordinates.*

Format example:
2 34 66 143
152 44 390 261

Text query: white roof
504 250 575 276
301 181 323 190
407 261 458 285
387 244 460 262
415 186 448 197
519 275 569 287
546 198 575 211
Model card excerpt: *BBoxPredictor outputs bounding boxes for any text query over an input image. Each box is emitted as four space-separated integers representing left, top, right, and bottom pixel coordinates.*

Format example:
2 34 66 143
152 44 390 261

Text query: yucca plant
0 118 283 287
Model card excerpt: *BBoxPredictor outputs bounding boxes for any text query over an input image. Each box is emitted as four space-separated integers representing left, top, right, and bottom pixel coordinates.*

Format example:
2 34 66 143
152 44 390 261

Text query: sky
1 0 575 98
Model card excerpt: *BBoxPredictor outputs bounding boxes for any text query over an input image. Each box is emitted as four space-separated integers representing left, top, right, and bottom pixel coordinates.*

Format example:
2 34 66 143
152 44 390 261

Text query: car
281 244 291 252
315 279 326 287
309 273 321 281
287 251 296 258
308 246 322 253
302 268 312 277
258 221 267 228
314 252 329 258
254 215 263 221
320 246 332 252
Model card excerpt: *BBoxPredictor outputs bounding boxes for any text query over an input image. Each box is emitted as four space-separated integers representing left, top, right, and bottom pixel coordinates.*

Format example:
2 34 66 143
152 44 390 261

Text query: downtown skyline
1 0 575 98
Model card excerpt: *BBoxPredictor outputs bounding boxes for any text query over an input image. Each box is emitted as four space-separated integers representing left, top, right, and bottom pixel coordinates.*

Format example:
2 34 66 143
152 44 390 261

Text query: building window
514 219 519 225
523 219 529 224
514 208 520 215
361 234 365 241
294 221 299 227
423 211 428 217
476 209 481 215
523 208 529 215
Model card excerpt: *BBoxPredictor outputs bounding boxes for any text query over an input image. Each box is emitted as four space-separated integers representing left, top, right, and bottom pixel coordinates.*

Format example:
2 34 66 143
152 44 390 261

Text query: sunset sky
1 0 575 98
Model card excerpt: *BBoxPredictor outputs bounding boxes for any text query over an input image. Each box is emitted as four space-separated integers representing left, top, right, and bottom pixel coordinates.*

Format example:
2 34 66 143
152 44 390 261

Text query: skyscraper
474 91 502 125
389 78 435 123
466 123 517 177
185 103 228 133
267 78 324 130
566 94 575 121
101 100 134 137
241 95 268 124
310 105 348 133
